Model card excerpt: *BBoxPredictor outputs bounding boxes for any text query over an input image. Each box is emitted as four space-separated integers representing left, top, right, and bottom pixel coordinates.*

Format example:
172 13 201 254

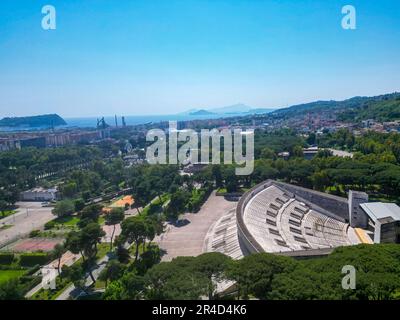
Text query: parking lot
0 202 55 249
155 191 237 261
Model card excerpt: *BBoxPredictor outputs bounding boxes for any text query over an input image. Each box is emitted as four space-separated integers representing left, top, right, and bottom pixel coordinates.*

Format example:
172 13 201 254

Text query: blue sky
0 0 400 117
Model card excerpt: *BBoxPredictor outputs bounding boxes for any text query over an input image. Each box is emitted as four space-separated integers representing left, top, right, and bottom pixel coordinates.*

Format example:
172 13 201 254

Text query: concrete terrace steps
243 184 358 253
204 208 244 260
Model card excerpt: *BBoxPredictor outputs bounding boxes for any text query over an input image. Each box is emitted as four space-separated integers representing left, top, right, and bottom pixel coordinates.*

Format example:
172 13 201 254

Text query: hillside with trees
0 114 67 128
271 92 400 121
338 96 400 122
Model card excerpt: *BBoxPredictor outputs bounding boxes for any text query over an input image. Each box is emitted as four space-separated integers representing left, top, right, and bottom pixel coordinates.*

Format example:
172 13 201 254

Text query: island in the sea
189 109 215 116
0 114 67 128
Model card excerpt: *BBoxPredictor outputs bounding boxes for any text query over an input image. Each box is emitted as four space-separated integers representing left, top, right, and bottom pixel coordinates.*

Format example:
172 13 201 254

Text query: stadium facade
205 180 400 260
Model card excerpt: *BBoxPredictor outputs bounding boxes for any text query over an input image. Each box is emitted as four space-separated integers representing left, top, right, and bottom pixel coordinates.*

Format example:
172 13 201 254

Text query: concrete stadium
205 180 400 259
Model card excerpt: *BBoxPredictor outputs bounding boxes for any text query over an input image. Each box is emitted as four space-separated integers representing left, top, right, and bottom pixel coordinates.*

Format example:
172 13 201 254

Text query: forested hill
338 96 400 122
272 92 400 120
0 114 67 127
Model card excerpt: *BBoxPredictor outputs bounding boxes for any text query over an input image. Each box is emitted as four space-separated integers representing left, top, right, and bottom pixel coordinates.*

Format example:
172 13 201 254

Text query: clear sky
0 0 400 117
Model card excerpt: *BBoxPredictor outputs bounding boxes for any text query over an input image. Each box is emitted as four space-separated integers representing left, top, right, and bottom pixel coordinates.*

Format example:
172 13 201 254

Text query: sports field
103 195 134 213
0 270 25 284
8 238 63 252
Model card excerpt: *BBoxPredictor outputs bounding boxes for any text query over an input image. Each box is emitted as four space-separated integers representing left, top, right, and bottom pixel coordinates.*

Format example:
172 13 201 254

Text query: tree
135 243 162 275
62 264 86 292
51 243 66 275
60 182 78 198
0 279 24 300
315 149 333 158
78 204 103 228
269 266 326 300
311 171 331 191
260 147 277 160
193 252 231 299
144 258 209 300
212 165 223 187
223 166 238 193
105 208 125 251
80 222 106 259
0 200 8 218
132 183 150 215
167 190 189 221
227 253 296 299
306 132 317 145
291 146 304 158
52 200 75 217
120 217 147 261
65 222 105 283
115 242 131 264
103 272 145 300
74 199 85 212
252 161 278 182
99 260 125 288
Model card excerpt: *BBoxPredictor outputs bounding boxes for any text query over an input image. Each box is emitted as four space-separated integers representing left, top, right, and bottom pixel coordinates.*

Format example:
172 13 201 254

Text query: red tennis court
10 238 63 252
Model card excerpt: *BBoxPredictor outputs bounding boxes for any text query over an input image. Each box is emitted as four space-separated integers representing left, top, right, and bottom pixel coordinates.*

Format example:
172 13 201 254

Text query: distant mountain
209 103 254 114
0 114 67 128
181 103 276 116
189 109 215 116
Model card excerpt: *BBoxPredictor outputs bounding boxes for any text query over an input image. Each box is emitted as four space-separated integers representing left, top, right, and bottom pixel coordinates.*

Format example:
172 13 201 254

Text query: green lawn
51 215 106 229
96 243 110 260
0 224 13 231
0 270 26 284
98 216 105 226
54 216 80 226
0 210 16 220
94 280 106 290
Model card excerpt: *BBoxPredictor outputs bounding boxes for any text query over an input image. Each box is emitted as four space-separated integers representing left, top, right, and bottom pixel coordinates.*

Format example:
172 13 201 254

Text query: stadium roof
360 202 400 223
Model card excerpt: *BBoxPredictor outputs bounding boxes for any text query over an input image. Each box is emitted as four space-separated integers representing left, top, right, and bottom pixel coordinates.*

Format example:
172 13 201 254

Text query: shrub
19 253 50 267
25 264 41 276
0 253 14 265
29 230 41 238
44 220 56 230
52 200 75 217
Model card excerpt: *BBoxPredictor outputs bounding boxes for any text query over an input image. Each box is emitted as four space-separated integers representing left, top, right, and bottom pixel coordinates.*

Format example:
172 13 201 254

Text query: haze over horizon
1 0 400 118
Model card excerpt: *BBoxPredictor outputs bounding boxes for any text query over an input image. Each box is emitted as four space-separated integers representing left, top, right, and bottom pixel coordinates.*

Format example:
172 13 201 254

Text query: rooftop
360 202 400 222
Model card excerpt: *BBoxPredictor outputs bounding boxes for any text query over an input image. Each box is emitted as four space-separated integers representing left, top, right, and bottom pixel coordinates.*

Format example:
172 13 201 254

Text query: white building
20 187 59 202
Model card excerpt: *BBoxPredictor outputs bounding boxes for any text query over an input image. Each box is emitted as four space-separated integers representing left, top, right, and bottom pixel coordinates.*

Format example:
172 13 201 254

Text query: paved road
155 191 237 261
55 253 110 300
0 202 55 248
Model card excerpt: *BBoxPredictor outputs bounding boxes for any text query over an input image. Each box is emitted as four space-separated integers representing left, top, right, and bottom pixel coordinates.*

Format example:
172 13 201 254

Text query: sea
65 113 236 128
0 113 243 132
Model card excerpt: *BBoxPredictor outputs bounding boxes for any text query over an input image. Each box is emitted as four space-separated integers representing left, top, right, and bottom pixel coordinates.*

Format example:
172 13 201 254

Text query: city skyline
0 0 400 118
